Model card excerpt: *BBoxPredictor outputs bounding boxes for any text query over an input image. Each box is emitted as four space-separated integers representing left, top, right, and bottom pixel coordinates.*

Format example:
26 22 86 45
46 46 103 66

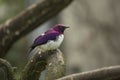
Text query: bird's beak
65 26 70 29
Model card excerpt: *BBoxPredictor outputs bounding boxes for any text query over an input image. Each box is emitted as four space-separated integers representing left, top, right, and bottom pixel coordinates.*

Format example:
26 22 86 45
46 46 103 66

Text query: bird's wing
31 32 60 49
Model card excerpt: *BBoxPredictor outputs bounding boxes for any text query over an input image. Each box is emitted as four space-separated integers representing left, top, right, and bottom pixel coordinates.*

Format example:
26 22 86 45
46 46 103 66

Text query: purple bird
28 24 69 56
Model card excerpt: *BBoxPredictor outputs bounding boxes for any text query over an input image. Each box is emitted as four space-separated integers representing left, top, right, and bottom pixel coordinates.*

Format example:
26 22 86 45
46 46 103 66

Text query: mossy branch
0 49 66 80
20 49 65 80
45 49 66 80
1 52 120 80
0 58 15 80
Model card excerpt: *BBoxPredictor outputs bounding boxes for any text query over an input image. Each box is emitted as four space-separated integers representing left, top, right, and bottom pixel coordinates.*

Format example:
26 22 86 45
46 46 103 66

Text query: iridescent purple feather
31 32 61 49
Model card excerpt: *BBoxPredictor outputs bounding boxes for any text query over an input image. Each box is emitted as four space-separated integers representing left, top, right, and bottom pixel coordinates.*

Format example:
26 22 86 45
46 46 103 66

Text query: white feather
38 34 64 51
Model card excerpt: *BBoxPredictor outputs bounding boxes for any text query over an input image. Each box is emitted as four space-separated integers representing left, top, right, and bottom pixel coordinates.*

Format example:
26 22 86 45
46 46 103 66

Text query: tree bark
45 49 65 80
57 66 120 80
1 53 120 80
0 58 15 80
20 49 65 80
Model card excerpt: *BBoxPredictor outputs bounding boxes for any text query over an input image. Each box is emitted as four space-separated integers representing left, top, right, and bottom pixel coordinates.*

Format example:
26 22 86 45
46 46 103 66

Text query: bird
27 24 69 57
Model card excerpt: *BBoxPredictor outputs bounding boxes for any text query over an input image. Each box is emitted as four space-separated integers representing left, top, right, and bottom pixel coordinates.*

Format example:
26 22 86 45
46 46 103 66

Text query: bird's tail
26 48 33 60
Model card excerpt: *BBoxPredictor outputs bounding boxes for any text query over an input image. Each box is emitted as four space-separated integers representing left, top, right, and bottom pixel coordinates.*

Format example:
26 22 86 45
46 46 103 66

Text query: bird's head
53 24 69 33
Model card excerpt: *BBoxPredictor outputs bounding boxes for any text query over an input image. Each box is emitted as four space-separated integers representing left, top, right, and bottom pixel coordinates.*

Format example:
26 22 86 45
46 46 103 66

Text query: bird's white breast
38 34 64 51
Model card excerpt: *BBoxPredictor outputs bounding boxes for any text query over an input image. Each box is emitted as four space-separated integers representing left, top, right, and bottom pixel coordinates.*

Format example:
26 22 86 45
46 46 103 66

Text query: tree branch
20 49 65 80
57 65 120 80
1 49 120 80
0 0 73 57
45 49 65 80
0 58 15 80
